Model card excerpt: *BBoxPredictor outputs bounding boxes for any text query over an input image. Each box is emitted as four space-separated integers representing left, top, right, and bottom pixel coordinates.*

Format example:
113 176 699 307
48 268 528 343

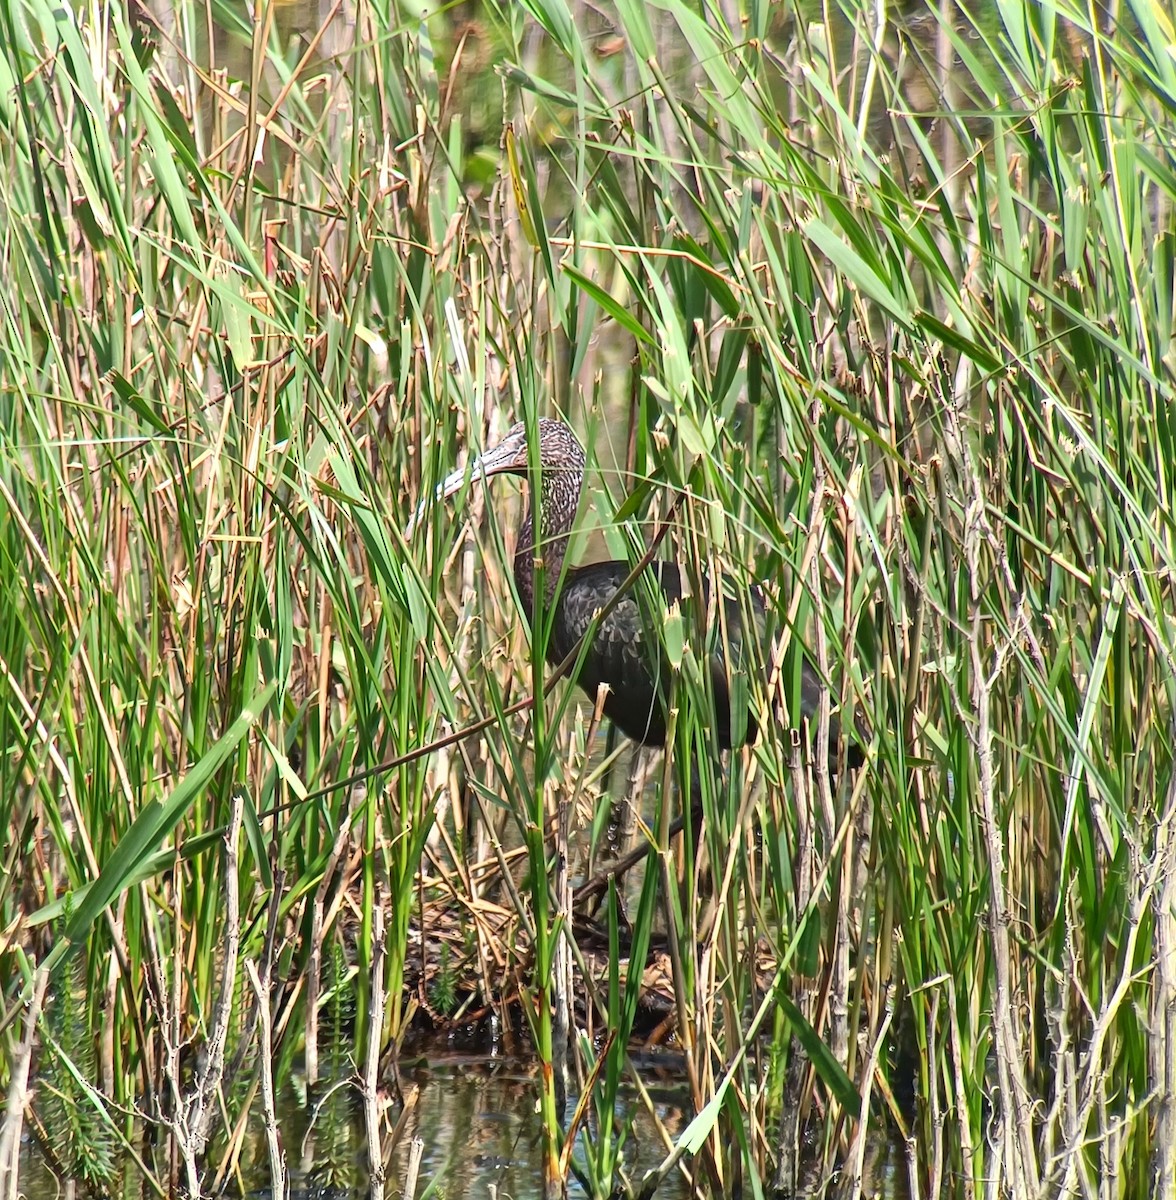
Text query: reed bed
1 0 1174 1197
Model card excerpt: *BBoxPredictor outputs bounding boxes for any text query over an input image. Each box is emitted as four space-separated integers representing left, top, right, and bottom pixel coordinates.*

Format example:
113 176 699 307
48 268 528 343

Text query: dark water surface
16 1054 695 1199
380 1055 694 1199
17 1050 910 1198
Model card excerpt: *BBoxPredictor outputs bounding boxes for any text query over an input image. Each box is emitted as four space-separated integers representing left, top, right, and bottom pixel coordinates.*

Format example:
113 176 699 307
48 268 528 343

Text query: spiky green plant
307 938 360 1197
38 916 116 1194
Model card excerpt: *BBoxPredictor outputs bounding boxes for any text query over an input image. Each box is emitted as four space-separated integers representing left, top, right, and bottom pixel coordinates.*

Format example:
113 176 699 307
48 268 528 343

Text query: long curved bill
404 441 523 537
405 464 473 537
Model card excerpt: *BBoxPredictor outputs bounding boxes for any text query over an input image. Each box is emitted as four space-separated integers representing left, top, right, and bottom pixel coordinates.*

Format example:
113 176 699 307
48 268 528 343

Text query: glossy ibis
424 418 849 756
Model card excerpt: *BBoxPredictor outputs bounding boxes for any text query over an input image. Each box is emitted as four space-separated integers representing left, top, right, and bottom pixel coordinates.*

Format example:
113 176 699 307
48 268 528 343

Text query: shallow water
16 1054 695 1199
16 1049 912 1199
380 1055 694 1199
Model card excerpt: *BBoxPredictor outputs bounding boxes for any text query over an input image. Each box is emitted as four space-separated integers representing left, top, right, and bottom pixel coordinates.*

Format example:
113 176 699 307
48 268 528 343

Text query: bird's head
464 419 585 482
407 418 586 535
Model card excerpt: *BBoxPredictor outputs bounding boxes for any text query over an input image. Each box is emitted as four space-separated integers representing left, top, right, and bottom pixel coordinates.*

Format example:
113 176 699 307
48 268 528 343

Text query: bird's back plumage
544 560 765 747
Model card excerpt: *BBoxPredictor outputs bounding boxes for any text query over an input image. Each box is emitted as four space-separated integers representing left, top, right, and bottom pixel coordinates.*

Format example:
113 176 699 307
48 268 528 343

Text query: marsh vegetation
1 1 1175 1197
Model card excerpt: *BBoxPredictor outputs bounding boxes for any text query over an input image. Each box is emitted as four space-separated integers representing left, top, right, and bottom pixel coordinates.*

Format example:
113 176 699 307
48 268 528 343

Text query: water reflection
15 1051 911 1199
292 1054 692 1200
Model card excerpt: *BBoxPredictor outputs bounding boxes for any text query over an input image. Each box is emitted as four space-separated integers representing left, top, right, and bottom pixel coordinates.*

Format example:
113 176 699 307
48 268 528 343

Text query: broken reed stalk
0 965 48 1200
364 903 387 1200
845 982 895 1200
946 975 977 1200
402 1136 424 1200
924 988 943 1200
955 402 1041 1193
174 790 244 1196
246 959 285 1200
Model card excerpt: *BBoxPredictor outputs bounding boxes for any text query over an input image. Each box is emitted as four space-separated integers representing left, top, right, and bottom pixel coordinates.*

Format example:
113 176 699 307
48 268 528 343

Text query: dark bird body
546 559 767 746
427 418 836 753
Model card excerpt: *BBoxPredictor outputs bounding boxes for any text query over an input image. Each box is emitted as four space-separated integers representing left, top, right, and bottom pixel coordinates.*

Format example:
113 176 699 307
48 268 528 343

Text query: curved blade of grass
778 993 861 1116
42 682 276 974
